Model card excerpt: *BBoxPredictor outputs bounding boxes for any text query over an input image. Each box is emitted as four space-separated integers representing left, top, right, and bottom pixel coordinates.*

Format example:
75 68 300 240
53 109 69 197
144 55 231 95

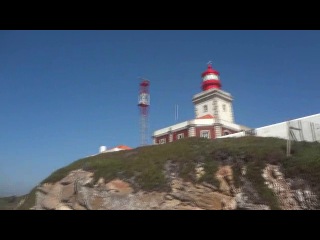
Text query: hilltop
18 136 320 210
0 195 26 210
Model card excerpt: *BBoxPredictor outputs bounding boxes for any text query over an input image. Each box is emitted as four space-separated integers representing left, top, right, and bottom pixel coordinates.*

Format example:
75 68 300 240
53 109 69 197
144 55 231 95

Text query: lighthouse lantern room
201 61 222 91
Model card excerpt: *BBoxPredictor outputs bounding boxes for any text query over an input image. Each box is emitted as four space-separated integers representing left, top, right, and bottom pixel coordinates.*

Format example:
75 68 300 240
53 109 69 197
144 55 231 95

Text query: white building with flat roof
218 113 320 142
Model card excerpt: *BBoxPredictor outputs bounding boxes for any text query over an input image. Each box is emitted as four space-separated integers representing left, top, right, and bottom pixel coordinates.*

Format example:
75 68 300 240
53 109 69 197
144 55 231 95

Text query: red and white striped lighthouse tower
201 61 222 91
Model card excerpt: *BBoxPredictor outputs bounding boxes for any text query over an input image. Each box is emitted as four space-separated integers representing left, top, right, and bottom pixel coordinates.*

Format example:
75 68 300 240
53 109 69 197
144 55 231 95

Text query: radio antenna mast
138 78 150 146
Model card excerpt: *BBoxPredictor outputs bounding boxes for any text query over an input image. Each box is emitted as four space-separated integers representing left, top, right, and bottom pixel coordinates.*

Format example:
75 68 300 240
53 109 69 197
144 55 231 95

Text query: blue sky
0 30 319 197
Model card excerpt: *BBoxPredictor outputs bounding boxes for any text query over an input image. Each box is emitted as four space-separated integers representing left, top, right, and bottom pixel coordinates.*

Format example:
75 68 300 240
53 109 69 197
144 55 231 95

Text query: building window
177 133 184 139
159 138 166 144
203 105 208 112
200 130 210 139
222 104 226 112
223 130 231 136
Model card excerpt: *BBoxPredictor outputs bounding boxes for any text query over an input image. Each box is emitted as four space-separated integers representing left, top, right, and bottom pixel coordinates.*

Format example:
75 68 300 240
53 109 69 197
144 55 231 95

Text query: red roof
201 65 219 77
196 114 215 119
116 145 132 150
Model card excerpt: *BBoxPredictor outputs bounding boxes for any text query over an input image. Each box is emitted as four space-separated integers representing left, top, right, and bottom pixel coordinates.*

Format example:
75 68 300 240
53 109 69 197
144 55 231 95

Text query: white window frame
159 138 166 144
177 133 184 139
200 130 210 139
203 105 208 113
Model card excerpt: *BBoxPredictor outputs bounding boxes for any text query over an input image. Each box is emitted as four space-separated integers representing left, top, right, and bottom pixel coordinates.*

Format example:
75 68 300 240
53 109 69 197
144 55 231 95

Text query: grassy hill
18 136 320 210
0 195 25 210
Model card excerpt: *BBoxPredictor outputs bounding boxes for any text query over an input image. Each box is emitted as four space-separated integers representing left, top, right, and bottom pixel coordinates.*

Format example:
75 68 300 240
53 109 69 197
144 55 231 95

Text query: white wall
194 97 234 123
256 122 288 139
216 98 234 123
218 131 246 138
195 100 214 118
153 119 216 136
217 113 320 142
219 119 244 131
256 117 320 142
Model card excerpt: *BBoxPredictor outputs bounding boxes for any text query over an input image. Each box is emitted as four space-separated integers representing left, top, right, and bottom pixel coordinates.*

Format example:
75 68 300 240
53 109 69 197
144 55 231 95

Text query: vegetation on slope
18 136 320 210
18 188 37 210
0 195 25 210
282 141 320 198
41 137 214 191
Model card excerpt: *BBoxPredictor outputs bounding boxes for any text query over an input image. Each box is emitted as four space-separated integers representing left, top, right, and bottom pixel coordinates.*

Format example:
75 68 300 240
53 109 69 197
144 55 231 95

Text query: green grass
282 141 320 200
198 157 219 186
17 136 320 209
209 137 286 209
42 137 208 190
246 161 280 210
0 195 25 210
17 188 37 210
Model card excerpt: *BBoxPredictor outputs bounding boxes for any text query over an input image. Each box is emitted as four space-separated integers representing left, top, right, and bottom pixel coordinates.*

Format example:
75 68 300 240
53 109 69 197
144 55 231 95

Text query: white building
218 113 320 142
99 145 132 153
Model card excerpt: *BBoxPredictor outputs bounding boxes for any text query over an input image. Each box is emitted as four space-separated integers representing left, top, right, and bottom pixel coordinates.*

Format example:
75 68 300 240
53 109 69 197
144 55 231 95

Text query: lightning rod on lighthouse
138 78 150 146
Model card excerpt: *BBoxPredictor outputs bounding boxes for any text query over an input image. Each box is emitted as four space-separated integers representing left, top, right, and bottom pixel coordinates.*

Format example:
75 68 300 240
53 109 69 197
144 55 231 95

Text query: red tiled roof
196 114 215 119
116 145 132 150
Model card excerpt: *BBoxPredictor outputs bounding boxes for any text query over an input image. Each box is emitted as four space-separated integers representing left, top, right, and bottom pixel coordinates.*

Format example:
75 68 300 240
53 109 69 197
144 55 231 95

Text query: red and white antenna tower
138 78 150 146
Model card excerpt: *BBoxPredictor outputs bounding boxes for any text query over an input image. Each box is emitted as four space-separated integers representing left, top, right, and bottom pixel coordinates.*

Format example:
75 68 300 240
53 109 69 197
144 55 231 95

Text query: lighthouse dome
201 62 222 91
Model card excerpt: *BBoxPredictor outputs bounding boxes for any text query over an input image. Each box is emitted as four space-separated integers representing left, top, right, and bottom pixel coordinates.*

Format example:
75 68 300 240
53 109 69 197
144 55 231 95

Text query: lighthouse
192 62 234 124
152 62 250 144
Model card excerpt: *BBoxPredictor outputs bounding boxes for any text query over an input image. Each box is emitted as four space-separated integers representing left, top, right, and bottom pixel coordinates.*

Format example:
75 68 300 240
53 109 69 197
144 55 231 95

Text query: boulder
105 179 133 195
215 166 234 195
60 175 76 185
47 183 63 199
89 196 105 210
41 197 60 210
162 199 181 208
56 204 72 210
95 177 105 187
37 183 53 194
73 202 87 210
61 183 75 202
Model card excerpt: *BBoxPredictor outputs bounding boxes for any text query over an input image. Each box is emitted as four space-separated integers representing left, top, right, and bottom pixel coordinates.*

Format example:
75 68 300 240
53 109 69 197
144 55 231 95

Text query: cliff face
33 168 234 210
262 164 318 210
17 137 320 210
31 162 318 210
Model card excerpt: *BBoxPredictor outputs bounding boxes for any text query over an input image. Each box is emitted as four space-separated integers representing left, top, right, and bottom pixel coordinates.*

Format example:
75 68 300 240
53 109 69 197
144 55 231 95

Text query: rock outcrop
33 164 239 210
31 162 318 210
262 164 318 210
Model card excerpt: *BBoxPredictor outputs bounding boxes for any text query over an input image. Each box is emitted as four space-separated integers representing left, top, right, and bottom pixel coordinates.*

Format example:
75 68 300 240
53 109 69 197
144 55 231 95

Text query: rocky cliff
31 163 317 210
18 137 320 210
